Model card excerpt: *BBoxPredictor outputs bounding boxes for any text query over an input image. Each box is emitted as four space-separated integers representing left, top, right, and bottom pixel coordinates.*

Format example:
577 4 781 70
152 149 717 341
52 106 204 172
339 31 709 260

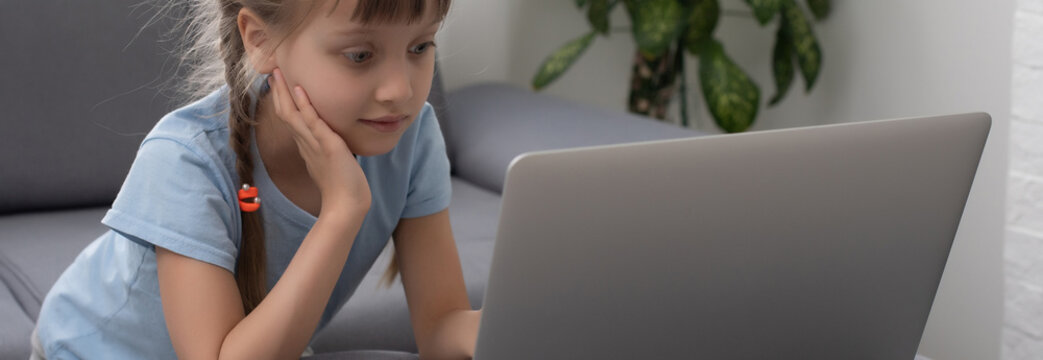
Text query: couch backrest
0 1 450 214
0 1 182 214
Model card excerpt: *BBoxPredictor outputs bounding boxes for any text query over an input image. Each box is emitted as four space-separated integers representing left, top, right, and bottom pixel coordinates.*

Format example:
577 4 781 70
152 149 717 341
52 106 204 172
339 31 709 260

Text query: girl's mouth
359 115 406 133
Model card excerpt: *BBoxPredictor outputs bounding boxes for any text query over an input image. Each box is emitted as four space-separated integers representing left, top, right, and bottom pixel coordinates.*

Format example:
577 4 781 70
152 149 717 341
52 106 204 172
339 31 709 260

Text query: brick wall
1006 1 1043 358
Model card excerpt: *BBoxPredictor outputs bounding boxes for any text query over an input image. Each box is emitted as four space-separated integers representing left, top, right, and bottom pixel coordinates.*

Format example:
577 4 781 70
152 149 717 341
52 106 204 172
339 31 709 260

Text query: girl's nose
375 61 414 106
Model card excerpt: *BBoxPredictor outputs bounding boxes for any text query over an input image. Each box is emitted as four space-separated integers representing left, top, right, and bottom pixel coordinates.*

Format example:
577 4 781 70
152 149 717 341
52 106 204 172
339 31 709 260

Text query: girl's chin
330 127 396 157
344 138 398 157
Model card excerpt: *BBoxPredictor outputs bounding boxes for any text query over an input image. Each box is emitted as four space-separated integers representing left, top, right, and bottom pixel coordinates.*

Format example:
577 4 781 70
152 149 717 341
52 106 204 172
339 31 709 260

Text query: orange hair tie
238 184 260 213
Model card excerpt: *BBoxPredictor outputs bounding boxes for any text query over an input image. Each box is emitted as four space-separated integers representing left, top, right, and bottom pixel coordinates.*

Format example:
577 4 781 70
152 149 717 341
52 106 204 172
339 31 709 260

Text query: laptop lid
473 113 991 360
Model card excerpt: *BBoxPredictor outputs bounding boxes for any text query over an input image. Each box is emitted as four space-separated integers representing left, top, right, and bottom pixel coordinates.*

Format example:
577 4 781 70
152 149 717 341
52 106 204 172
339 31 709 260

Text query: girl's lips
360 114 408 123
359 117 405 133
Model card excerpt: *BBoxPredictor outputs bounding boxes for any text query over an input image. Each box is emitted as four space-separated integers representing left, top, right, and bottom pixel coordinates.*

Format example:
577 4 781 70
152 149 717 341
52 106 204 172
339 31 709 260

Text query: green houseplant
532 0 830 132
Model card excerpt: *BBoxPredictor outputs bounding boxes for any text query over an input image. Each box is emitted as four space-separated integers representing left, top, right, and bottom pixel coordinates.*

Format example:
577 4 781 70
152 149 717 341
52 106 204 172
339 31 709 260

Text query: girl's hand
268 68 372 213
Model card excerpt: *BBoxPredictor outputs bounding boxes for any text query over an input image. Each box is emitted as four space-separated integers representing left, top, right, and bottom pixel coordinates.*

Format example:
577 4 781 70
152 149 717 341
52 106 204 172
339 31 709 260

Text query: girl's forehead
321 0 358 22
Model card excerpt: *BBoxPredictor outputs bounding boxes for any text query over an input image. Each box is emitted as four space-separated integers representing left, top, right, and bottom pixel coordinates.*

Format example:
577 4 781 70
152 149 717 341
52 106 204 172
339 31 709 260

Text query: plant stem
676 38 689 128
626 50 677 121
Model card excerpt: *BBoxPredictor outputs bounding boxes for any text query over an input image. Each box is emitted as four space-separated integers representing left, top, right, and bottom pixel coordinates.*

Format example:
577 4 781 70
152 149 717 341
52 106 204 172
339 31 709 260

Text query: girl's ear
237 8 278 74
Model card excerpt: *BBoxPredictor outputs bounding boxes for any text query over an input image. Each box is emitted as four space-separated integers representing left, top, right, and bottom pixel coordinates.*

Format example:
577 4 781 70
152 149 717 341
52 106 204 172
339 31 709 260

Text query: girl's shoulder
103 86 245 261
148 87 231 145
140 86 238 173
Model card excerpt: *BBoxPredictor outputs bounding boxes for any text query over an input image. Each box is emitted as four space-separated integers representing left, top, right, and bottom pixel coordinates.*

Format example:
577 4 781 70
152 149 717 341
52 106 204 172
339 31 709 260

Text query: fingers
291 86 321 123
268 69 316 146
267 69 356 159
292 85 354 156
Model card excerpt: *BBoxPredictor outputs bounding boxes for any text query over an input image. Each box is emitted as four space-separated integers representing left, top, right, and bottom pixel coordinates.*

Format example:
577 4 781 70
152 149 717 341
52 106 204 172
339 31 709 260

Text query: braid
219 0 267 315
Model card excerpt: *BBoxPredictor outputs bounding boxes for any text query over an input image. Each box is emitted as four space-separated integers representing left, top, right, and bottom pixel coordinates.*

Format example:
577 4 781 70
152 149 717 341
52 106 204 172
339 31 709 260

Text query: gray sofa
0 2 703 359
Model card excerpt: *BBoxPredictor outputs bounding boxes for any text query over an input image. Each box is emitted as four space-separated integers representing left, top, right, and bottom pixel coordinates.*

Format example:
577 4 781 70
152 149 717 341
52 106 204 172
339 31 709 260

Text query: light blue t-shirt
35 85 452 359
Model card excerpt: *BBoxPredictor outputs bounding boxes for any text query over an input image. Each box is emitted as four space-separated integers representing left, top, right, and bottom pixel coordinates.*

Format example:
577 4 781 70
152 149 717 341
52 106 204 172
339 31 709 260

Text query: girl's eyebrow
331 18 442 37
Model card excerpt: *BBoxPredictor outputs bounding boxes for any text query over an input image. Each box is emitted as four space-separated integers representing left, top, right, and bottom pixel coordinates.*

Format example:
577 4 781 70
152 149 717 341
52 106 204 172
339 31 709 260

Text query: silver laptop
473 113 991 360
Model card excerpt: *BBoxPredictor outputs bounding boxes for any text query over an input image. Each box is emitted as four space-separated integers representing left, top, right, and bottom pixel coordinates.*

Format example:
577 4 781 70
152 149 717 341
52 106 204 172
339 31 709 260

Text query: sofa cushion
0 284 34 360
445 83 705 195
311 177 500 353
0 207 109 360
0 208 110 321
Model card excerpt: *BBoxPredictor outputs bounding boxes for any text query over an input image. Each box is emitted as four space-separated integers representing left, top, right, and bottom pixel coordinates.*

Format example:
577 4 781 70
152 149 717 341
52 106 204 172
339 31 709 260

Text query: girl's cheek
319 91 363 122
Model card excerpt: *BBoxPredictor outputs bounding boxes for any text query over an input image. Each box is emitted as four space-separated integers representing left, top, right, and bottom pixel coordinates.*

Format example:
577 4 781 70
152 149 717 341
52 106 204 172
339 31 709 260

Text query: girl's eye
410 41 436 54
344 51 373 64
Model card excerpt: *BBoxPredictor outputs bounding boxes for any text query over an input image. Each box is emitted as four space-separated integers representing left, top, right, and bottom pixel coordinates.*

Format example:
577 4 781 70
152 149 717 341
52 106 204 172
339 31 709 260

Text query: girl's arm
158 68 373 360
393 208 482 360
157 203 368 360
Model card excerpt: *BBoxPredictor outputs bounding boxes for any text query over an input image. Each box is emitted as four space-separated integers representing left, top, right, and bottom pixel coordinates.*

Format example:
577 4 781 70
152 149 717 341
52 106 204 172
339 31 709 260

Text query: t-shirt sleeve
101 138 239 272
400 105 453 219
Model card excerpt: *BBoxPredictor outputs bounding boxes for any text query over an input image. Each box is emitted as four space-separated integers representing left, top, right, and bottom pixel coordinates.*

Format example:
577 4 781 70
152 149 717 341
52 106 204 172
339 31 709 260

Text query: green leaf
743 0 780 25
699 39 761 133
683 0 720 56
588 0 615 34
532 31 598 90
625 0 685 58
575 0 588 8
769 17 795 106
782 0 822 91
806 0 830 20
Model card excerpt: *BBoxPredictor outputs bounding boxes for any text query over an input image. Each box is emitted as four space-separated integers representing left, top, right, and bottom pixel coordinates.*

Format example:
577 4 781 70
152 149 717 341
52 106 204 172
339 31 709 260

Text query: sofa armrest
445 83 707 194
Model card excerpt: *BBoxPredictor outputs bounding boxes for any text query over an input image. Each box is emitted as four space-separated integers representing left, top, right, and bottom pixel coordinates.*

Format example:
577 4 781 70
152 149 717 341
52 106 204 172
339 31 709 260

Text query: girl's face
269 0 441 156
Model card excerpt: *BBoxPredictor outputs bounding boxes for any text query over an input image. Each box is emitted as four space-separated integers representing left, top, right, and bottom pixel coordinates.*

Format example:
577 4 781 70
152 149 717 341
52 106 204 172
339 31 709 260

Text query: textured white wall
1005 0 1043 358
435 0 519 91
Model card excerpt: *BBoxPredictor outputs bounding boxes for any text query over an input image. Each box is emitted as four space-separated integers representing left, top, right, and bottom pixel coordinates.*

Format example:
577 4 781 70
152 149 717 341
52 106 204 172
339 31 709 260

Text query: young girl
32 0 481 359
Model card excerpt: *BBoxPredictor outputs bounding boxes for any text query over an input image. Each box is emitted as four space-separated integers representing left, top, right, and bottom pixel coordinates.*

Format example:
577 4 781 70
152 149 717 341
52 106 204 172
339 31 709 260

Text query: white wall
1005 0 1043 358
440 1 1012 359
435 0 518 91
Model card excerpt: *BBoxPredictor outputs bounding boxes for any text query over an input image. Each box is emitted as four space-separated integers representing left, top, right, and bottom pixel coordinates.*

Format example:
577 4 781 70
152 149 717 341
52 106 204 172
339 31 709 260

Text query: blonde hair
163 0 451 314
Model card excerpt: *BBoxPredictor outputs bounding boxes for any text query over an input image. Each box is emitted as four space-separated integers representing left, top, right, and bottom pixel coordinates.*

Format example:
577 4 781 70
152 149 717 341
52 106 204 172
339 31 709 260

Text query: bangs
345 0 451 25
